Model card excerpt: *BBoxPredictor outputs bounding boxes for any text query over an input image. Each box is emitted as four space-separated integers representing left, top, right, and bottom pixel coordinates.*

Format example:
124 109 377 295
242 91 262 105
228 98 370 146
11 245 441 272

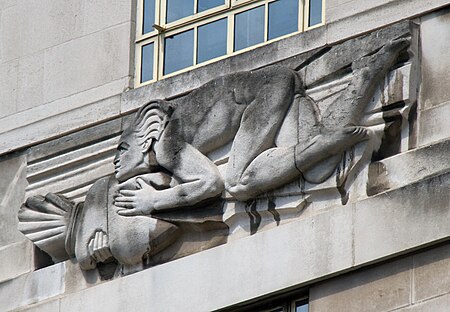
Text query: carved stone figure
18 38 409 272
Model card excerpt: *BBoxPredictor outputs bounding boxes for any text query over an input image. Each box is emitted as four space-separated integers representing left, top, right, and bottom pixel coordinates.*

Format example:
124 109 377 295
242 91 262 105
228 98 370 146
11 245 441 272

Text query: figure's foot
296 126 369 183
352 38 410 71
322 126 369 155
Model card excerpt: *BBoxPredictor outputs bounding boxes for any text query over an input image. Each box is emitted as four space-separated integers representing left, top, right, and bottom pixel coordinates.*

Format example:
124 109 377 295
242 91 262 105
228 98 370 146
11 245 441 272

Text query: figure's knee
225 179 254 202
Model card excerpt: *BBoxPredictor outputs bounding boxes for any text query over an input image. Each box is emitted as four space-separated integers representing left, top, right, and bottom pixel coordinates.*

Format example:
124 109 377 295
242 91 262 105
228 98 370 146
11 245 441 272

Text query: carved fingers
88 231 112 263
115 178 156 216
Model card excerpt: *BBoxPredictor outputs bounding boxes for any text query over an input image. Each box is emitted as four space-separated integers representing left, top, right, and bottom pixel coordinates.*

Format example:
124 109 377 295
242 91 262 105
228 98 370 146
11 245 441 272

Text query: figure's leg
225 73 298 200
301 38 410 183
321 38 410 130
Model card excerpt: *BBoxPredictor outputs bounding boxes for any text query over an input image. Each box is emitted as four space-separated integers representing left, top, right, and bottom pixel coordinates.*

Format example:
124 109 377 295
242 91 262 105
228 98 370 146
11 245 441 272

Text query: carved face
114 128 150 183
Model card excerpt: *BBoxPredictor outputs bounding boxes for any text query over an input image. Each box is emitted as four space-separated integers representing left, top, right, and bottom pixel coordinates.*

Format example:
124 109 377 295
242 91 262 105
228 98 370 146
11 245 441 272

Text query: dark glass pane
295 302 309 312
141 43 154 83
268 0 298 40
143 0 156 33
234 6 265 51
309 0 322 26
197 18 227 63
198 0 225 13
164 30 194 75
166 0 194 23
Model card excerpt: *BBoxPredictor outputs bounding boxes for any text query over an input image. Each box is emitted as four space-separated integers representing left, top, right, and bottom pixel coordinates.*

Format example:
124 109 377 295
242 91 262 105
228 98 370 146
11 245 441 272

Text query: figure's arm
115 143 224 216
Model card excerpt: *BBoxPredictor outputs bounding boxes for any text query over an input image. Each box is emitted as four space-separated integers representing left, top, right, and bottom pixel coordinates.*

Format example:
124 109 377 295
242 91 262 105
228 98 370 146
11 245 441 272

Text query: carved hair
133 100 174 151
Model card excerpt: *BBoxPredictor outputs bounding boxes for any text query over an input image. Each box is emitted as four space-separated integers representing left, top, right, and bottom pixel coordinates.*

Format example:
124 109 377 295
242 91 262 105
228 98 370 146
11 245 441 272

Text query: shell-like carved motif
18 193 78 262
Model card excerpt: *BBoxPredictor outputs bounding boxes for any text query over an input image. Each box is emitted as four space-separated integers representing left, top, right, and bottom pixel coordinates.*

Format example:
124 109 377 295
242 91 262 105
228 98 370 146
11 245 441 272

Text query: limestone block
0 0 83 62
0 0 17 10
413 244 450 302
396 293 450 312
0 60 18 118
17 51 44 112
43 23 131 103
0 240 32 283
0 91 123 156
326 0 394 23
420 7 450 110
82 0 133 35
17 300 60 312
0 262 65 312
325 0 450 44
354 172 450 265
0 153 28 246
417 101 450 147
368 139 450 195
309 257 412 312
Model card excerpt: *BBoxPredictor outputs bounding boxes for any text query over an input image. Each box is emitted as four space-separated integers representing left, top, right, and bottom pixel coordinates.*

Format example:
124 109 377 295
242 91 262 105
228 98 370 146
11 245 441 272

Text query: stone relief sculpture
18 38 410 273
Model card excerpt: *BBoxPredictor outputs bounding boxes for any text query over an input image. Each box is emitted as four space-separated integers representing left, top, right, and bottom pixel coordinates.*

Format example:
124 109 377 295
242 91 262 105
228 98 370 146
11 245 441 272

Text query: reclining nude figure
18 39 409 270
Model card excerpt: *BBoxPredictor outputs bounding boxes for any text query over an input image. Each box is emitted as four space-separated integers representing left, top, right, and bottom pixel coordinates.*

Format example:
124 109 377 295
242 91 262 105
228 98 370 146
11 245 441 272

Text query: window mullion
227 14 234 54
264 1 268 42
194 26 198 65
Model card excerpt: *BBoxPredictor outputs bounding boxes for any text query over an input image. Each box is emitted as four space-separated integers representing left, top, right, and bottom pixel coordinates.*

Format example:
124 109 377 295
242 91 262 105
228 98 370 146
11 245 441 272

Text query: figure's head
113 100 173 183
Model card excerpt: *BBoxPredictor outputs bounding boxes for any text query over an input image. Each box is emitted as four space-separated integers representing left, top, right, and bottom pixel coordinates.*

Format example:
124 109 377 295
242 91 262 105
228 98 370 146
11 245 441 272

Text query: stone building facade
0 0 449 311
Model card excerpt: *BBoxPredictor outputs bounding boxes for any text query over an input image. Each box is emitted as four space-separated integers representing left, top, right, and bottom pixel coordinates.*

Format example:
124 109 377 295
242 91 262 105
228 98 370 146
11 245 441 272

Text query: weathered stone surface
81 0 133 35
17 300 60 312
0 0 83 63
413 243 450 302
325 0 450 44
0 262 65 311
417 101 450 147
396 293 450 312
0 153 28 246
0 240 32 283
368 139 450 195
354 172 450 265
43 23 131 103
420 7 450 109
59 206 353 312
0 93 123 156
309 256 412 312
16 51 45 112
0 60 18 118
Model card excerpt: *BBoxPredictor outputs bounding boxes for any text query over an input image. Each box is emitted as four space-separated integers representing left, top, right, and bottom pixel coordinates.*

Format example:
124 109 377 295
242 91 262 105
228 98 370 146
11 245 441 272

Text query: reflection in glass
166 0 194 23
141 43 154 83
197 18 227 64
198 0 225 13
296 302 309 312
268 0 298 40
164 30 194 75
143 0 156 33
309 0 322 26
234 6 265 51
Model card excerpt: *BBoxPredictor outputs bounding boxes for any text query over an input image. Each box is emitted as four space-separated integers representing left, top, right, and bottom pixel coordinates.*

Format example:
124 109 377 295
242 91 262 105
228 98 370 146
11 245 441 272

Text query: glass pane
295 302 309 312
141 43 154 83
309 0 322 26
143 0 155 34
166 0 194 23
164 30 194 75
198 0 225 13
197 18 227 64
234 6 265 51
268 0 298 40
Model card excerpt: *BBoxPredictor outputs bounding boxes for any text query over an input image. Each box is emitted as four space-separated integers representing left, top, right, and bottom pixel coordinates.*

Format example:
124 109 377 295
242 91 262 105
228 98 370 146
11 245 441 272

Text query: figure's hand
115 178 156 216
88 231 112 263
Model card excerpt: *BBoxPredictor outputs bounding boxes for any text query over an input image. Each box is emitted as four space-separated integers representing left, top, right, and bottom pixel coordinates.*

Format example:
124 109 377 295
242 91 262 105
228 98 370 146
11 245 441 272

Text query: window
219 293 309 312
136 0 325 86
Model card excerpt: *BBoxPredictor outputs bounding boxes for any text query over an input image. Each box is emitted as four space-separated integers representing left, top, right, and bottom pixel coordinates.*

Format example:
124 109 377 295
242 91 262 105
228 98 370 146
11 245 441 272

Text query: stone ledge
368 138 450 195
7 171 448 312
